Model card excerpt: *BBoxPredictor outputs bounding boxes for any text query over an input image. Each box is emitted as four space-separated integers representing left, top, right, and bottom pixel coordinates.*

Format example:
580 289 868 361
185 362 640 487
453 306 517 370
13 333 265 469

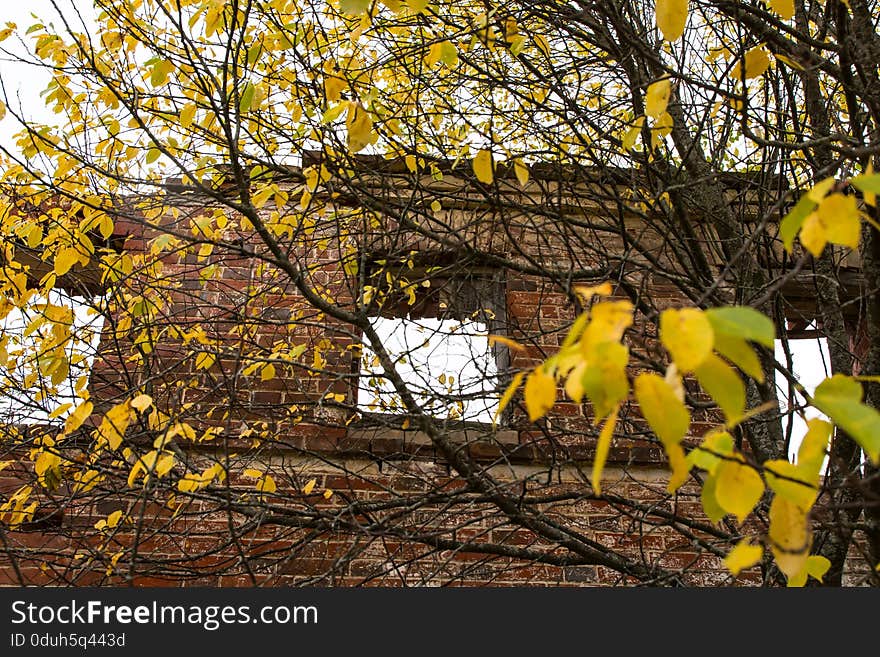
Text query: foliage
0 0 879 586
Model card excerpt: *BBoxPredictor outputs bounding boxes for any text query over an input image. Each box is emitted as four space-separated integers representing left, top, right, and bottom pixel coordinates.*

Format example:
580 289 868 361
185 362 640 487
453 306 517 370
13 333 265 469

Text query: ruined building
0 154 873 586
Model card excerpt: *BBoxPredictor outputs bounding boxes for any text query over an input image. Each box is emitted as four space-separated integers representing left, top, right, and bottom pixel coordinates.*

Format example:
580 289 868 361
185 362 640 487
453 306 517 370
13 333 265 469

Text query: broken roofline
161 149 786 204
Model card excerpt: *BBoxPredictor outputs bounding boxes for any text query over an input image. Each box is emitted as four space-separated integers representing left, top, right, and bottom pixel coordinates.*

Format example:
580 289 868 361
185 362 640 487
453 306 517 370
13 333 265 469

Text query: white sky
0 1 58 149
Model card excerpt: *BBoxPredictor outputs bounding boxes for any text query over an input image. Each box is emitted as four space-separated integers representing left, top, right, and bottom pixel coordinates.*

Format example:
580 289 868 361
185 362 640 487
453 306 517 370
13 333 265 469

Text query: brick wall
0 163 871 587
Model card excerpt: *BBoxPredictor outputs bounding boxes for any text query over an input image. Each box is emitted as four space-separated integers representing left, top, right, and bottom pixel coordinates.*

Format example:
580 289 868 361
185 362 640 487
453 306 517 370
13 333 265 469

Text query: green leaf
340 0 371 14
713 333 764 382
850 173 880 194
701 474 727 523
694 354 746 424
812 375 880 464
687 430 734 474
705 306 775 348
714 458 764 522
239 82 255 114
779 194 817 252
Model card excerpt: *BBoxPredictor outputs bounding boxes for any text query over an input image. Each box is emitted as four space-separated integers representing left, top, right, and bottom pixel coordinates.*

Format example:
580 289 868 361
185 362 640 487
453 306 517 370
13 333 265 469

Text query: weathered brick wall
0 166 871 587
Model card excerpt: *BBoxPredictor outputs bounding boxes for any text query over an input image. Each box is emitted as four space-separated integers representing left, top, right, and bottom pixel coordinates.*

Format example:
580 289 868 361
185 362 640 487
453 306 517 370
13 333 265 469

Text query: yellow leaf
804 554 831 582
724 539 763 576
816 192 860 250
655 0 688 42
524 368 556 422
533 34 551 58
324 76 346 102
106 509 123 528
195 352 215 370
591 405 619 495
645 79 671 118
799 211 827 257
514 160 529 187
694 353 746 424
808 176 837 202
54 247 81 276
472 149 494 184
323 489 333 499
769 0 794 20
179 103 196 128
64 401 93 434
796 418 831 475
582 300 633 352
764 460 817 511
340 0 370 15
488 335 525 352
769 495 810 578
714 458 764 522
303 478 316 494
581 341 629 420
741 47 770 79
494 371 525 426
573 282 613 303
666 442 690 493
261 363 276 381
346 102 373 153
857 163 876 207
564 361 587 404
130 394 153 412
634 373 690 447
660 308 714 372
258 474 276 495
774 53 803 70
622 116 645 151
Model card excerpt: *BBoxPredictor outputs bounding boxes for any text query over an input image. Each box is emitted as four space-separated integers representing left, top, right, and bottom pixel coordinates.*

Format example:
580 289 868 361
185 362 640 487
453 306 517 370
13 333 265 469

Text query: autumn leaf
655 0 688 42
660 308 714 372
724 539 763 576
591 406 619 495
524 368 556 422
346 102 373 152
634 373 690 448
714 458 764 522
769 495 811 578
645 79 672 118
473 149 494 184
694 354 746 424
770 0 795 20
